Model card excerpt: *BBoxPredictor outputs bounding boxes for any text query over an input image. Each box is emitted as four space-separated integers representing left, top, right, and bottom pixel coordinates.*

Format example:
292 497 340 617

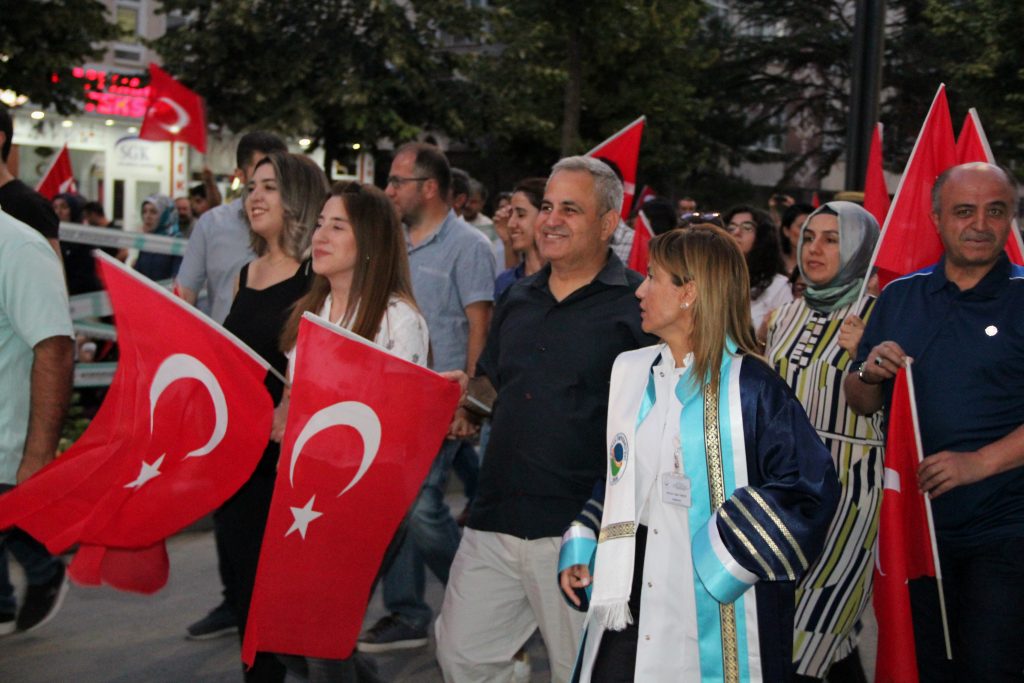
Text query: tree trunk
560 22 583 156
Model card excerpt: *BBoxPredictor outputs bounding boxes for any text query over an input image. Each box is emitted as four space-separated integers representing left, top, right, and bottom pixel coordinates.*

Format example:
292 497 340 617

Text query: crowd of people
0 96 1022 683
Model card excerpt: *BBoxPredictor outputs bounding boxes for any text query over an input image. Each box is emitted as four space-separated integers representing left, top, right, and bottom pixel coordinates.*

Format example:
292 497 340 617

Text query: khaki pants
435 528 586 683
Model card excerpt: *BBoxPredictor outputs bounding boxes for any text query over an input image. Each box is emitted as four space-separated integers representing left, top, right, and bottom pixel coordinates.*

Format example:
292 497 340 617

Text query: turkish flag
587 116 645 219
873 363 941 683
0 251 274 592
865 85 957 292
242 314 460 664
955 109 1024 265
35 144 76 200
627 210 654 275
863 123 890 227
139 64 207 153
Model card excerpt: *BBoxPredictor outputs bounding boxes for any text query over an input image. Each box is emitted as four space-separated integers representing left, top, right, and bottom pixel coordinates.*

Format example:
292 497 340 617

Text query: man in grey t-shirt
357 142 495 653
175 132 287 324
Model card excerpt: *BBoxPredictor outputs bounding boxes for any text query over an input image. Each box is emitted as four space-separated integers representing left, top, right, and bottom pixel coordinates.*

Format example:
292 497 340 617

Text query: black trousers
214 467 286 683
591 525 647 683
910 536 1024 682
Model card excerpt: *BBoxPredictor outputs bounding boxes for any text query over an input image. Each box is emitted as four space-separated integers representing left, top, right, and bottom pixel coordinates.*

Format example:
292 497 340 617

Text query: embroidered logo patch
609 433 629 484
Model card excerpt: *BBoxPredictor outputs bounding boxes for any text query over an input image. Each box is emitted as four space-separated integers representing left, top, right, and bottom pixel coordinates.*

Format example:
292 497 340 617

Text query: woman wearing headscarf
558 227 839 682
765 201 882 682
53 192 102 295
133 194 184 281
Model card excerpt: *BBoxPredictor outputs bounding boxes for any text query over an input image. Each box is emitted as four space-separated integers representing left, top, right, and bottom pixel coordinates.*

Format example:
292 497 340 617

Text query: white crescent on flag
288 401 382 496
156 96 191 135
149 353 228 458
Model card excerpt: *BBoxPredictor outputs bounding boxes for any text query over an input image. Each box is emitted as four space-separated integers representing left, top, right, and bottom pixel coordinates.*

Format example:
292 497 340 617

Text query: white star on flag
286 495 323 539
124 454 165 489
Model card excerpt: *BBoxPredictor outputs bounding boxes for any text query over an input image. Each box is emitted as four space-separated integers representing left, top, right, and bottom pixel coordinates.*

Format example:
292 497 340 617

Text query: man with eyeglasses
357 142 495 653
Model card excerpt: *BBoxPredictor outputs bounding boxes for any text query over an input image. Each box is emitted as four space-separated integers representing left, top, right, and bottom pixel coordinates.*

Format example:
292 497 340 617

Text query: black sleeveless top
223 259 313 472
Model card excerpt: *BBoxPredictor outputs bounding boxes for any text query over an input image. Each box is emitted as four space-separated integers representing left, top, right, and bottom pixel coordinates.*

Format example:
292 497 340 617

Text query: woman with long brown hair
558 226 839 682
280 180 426 371
219 151 328 683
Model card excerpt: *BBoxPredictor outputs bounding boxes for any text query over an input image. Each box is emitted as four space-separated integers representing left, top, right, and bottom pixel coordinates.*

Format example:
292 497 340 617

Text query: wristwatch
856 361 877 384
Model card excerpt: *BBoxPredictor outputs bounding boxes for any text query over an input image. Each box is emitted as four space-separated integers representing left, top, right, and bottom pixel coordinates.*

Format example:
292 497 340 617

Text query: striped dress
766 296 884 678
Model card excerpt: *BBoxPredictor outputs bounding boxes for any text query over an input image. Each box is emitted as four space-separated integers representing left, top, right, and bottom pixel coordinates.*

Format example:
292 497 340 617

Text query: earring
679 302 690 310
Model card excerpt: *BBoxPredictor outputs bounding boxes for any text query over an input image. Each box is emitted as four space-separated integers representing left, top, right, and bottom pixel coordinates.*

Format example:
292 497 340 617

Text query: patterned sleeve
693 368 840 604
557 479 605 611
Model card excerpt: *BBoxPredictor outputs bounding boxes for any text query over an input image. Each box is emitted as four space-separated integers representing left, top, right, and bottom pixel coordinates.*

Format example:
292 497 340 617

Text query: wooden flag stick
904 358 953 659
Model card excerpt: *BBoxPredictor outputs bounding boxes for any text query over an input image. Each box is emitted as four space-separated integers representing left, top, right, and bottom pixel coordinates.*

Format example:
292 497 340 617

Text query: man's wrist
855 362 883 385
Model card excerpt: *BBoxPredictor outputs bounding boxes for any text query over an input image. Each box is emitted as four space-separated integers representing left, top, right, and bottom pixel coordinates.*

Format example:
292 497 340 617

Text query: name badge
661 472 692 508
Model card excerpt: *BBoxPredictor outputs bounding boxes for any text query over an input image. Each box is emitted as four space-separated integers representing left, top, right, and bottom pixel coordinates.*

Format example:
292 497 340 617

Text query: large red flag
863 123 890 226
863 85 957 295
873 362 945 683
0 251 274 592
627 210 654 275
587 116 645 219
242 314 460 664
140 64 208 153
954 109 1024 265
35 144 76 200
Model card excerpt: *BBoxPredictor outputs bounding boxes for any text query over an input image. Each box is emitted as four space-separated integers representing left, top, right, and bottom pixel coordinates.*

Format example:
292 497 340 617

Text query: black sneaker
356 614 428 653
0 610 15 636
186 600 238 640
16 561 69 632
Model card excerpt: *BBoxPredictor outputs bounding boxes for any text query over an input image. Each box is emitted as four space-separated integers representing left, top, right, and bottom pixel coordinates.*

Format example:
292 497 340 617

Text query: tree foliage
0 0 118 112
152 0 482 171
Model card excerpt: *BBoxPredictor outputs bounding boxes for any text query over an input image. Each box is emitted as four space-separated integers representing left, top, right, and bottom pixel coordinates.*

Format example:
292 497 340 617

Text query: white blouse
287 294 429 379
750 272 793 333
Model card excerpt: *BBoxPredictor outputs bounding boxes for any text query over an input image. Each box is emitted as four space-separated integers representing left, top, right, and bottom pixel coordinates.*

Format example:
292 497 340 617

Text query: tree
464 0 755 200
152 0 483 174
0 0 118 112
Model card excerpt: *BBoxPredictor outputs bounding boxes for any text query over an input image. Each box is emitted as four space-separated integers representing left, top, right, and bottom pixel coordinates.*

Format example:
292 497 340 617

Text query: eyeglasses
726 220 757 235
679 211 723 228
386 175 429 189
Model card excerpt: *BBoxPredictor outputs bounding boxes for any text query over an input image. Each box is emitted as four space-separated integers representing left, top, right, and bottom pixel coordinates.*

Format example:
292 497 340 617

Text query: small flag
587 116 645 219
626 211 654 275
863 123 891 226
862 84 957 295
140 64 208 153
36 145 76 200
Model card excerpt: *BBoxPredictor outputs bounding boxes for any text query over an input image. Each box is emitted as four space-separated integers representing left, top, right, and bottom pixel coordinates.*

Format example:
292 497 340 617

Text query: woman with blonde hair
559 226 839 681
219 151 329 683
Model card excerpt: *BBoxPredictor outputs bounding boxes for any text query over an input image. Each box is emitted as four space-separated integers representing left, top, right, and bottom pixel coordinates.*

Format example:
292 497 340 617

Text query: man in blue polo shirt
847 162 1024 681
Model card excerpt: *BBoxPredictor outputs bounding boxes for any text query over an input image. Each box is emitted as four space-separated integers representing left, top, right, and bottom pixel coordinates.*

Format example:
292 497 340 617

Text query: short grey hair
931 162 1018 214
550 156 624 216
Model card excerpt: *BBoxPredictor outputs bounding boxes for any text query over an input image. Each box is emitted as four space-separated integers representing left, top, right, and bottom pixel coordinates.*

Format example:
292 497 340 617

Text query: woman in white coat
558 226 839 682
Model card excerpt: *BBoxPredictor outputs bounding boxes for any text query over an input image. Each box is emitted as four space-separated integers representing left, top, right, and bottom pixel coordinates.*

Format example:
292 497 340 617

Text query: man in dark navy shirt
847 162 1024 682
435 156 655 682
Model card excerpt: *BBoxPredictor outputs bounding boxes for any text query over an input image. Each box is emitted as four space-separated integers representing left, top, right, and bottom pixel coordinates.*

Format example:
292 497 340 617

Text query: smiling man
434 156 655 682
846 162 1024 681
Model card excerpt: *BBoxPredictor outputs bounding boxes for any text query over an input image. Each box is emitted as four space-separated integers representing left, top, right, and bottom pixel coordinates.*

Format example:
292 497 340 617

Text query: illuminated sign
69 67 150 119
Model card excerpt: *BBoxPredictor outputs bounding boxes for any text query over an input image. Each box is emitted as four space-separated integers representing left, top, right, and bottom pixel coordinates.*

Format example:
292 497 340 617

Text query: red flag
35 144 76 200
0 252 274 592
955 109 1024 265
865 85 957 293
863 123 891 226
873 363 943 683
242 314 460 664
586 116 645 219
811 191 821 208
140 64 208 153
627 210 654 274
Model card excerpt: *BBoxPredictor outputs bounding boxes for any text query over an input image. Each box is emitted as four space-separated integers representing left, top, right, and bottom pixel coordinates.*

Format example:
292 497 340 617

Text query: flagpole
904 358 953 660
